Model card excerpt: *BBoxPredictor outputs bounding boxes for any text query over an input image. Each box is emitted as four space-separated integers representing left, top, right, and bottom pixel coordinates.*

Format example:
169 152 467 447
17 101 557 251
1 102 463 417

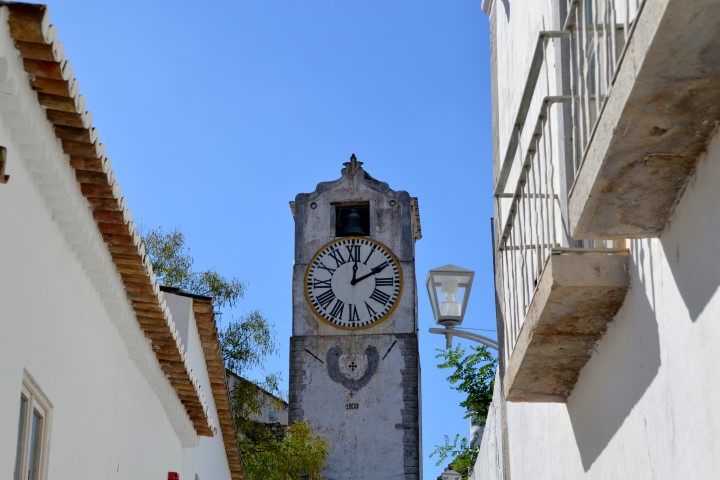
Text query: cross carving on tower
343 153 363 176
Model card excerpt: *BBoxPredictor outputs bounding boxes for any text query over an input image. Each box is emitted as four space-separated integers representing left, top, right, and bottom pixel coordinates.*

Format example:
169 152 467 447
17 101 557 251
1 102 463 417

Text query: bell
340 208 366 236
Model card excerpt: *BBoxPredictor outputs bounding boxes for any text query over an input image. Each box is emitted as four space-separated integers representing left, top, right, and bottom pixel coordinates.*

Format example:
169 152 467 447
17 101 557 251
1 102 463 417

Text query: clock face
305 237 402 330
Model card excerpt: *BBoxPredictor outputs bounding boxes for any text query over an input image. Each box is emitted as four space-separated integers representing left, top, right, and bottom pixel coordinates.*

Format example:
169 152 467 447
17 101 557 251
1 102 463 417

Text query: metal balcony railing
566 0 645 179
495 99 564 362
494 0 644 365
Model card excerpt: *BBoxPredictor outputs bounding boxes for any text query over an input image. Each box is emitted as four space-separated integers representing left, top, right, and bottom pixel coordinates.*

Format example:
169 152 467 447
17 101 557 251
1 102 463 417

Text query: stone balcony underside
504 252 629 402
569 0 720 239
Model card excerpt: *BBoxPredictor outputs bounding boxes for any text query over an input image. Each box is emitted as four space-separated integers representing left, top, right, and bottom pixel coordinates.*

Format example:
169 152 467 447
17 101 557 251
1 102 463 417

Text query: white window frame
14 372 52 480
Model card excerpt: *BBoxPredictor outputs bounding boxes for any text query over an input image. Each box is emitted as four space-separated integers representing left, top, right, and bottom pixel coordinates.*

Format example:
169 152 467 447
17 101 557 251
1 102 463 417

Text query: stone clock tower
289 156 422 479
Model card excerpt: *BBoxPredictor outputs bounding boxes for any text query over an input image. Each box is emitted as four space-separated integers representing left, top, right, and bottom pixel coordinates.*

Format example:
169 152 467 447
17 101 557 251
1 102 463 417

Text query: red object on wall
168 473 179 480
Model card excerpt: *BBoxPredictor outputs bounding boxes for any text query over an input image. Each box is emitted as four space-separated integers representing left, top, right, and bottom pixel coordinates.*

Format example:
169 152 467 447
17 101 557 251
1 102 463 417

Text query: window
335 202 370 237
14 373 51 480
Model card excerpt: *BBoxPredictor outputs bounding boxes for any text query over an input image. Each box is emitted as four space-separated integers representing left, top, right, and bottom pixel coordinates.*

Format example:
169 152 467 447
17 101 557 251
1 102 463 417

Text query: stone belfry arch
289 155 422 479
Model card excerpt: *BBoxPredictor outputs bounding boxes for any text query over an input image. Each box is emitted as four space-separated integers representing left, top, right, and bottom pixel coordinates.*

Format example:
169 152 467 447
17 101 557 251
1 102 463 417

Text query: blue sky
44 1 494 477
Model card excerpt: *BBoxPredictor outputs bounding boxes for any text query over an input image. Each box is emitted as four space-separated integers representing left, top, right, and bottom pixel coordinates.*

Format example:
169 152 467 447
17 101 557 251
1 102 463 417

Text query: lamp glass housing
440 468 462 480
425 265 475 327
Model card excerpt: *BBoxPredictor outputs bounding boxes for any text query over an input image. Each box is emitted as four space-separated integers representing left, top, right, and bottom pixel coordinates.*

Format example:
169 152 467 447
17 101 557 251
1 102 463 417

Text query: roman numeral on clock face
329 299 345 319
345 245 361 262
306 237 403 329
316 262 336 275
328 248 346 267
369 288 391 305
365 301 378 317
316 289 335 309
348 304 360 322
363 246 376 265
313 278 332 289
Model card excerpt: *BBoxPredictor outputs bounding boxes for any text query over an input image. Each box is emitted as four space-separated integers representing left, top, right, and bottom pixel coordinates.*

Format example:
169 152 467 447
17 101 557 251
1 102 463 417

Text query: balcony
502 250 629 402
496 186 630 402
494 65 630 401
567 0 720 238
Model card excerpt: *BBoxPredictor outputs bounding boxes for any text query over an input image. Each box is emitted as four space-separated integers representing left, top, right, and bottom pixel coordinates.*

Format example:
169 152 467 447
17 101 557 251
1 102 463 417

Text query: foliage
142 227 245 311
431 344 497 478
239 419 329 480
436 344 496 426
433 434 478 477
228 377 328 479
220 310 278 377
141 226 328 479
143 226 278 378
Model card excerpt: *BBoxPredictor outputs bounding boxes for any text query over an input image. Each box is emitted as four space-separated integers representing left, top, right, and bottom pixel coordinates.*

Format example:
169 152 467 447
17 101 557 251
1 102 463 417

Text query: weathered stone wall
289 162 421 479
291 164 418 336
289 333 420 479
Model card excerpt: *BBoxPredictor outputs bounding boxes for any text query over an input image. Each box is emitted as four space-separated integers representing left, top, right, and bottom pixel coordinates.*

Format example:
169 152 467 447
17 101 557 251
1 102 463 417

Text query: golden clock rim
304 236 403 331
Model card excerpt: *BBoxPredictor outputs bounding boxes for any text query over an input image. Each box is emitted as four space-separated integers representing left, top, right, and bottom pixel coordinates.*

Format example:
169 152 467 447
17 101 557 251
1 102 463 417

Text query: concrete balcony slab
504 251 630 402
569 0 720 239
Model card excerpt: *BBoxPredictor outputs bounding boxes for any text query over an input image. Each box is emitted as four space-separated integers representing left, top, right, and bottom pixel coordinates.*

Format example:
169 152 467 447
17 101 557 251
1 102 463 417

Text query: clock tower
289 156 422 479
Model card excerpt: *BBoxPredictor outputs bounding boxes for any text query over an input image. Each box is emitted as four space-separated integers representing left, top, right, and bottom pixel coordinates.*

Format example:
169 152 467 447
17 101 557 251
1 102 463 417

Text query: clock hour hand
351 263 387 285
352 261 358 283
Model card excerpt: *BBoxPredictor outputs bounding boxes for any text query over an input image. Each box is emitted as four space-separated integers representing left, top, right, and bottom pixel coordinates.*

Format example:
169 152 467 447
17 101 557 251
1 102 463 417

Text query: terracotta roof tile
162 287 245 480
0 1 215 437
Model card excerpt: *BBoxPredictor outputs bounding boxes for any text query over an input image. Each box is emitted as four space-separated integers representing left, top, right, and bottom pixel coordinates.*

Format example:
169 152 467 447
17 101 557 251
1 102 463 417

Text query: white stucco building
0 3 243 479
226 370 289 427
476 0 720 478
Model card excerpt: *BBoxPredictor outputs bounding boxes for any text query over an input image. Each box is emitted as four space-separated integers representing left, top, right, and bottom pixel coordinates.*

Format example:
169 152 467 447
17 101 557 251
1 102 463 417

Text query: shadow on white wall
566 249 661 471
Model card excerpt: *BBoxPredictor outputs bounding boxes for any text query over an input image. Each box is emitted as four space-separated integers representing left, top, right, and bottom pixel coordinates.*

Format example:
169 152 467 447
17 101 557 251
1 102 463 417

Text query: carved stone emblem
327 345 379 391
339 353 368 380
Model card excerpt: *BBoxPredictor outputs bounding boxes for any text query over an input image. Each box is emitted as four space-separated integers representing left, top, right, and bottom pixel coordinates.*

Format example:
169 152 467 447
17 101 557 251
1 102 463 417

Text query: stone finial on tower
343 153 363 176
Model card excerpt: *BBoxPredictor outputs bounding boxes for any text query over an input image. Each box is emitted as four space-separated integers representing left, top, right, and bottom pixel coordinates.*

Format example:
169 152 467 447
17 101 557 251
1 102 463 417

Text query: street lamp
426 264 498 350
426 265 474 327
438 466 463 480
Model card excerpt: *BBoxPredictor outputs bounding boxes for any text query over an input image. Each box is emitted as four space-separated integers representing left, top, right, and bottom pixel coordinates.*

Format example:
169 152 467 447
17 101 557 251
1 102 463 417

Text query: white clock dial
305 237 403 329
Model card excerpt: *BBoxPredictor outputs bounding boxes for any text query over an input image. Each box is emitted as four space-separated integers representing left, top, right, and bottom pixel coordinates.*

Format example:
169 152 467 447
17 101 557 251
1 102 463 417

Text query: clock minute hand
351 263 387 285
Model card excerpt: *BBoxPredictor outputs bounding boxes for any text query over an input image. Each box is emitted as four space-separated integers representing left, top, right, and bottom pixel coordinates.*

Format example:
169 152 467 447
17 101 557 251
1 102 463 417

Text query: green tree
240 419 328 479
143 227 245 312
142 226 328 479
431 344 497 479
227 376 328 480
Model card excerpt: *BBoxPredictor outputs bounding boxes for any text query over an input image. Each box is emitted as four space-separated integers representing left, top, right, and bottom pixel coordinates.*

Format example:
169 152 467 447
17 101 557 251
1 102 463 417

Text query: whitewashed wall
481 0 720 477
0 15 231 479
165 294 233 480
493 0 562 188
480 125 720 479
471 375 503 480
0 116 182 477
